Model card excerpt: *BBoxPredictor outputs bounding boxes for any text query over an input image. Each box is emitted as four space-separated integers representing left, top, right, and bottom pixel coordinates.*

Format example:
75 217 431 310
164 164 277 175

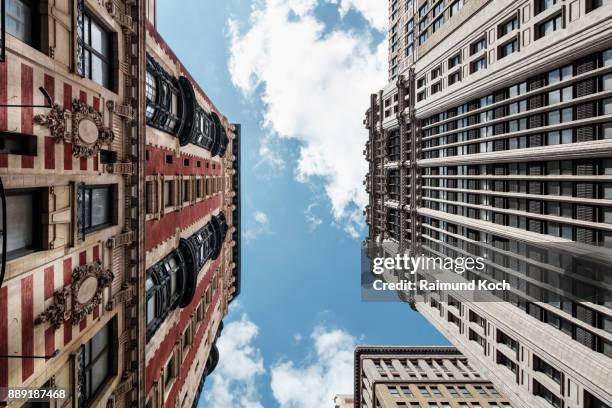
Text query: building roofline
145 21 229 127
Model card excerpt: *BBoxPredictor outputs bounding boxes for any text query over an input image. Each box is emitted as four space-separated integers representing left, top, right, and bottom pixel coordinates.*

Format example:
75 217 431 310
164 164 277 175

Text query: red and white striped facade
0 0 143 407
143 14 240 408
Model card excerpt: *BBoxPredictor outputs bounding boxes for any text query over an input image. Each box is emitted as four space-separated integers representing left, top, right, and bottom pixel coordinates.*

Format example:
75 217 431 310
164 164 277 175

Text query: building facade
365 1 612 408
0 0 240 407
0 0 144 406
141 4 240 408
354 346 513 408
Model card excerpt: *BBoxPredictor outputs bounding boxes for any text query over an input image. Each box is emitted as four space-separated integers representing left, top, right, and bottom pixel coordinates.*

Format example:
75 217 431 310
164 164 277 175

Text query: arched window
145 249 186 341
146 55 184 135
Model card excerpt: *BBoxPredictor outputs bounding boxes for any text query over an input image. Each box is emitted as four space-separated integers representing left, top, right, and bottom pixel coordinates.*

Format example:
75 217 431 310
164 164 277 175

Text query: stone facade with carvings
0 0 241 407
141 3 241 408
0 0 143 407
366 1 612 408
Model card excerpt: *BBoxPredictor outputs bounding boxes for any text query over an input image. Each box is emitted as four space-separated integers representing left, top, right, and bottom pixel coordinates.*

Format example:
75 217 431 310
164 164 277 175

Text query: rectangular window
471 57 486 73
499 16 518 37
470 37 486 55
80 185 113 233
164 355 175 388
448 53 461 68
78 6 114 89
164 180 174 208
450 0 463 16
536 0 557 14
586 0 608 12
2 189 42 260
448 71 461 85
5 0 34 45
0 132 37 155
536 14 563 39
499 37 518 59
433 16 444 32
78 319 116 406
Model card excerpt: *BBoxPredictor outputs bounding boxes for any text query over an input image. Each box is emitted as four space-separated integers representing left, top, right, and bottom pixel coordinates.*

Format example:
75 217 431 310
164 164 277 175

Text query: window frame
77 3 114 90
78 318 117 407
3 188 42 260
78 184 115 236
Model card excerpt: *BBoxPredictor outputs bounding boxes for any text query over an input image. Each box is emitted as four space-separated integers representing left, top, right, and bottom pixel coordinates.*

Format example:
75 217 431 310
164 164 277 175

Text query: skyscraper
364 1 612 407
354 346 513 408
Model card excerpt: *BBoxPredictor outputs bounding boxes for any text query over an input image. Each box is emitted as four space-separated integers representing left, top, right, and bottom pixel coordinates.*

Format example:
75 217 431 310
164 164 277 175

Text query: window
0 131 36 156
449 71 461 85
433 1 444 17
536 14 562 39
77 7 113 89
78 319 116 406
534 381 561 408
586 0 608 12
2 189 42 260
499 16 518 36
471 57 486 73
146 55 184 134
417 77 427 88
470 37 486 55
433 16 444 32
536 0 557 14
450 0 463 15
78 185 114 235
448 53 461 68
432 82 441 94
164 180 175 208
164 355 176 389
5 0 33 45
419 31 428 45
406 19 414 56
534 356 561 383
499 37 518 59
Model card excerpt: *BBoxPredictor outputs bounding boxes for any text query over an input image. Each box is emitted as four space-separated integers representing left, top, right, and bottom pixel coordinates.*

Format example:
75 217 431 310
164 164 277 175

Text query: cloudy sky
156 1 447 406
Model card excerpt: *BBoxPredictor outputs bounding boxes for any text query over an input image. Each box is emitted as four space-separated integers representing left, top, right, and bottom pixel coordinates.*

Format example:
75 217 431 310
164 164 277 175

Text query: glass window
605 98 612 115
602 73 612 91
81 185 113 232
79 320 114 406
548 110 560 125
603 122 612 139
450 0 464 15
549 90 561 104
538 14 563 39
3 190 41 259
548 131 560 145
561 108 572 122
561 129 573 144
604 49 612 66
5 0 32 45
146 71 157 119
78 9 112 89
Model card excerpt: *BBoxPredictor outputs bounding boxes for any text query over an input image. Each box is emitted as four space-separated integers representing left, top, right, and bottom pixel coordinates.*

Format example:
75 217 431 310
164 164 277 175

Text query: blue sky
156 1 448 406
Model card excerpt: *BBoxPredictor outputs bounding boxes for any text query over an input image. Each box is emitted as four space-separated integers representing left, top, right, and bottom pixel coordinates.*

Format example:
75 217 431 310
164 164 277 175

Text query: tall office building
364 1 612 407
354 346 513 408
0 0 240 407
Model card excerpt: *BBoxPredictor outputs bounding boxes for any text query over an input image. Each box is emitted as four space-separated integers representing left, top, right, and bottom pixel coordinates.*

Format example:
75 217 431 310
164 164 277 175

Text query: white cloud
243 211 272 243
305 203 323 232
270 326 356 407
204 315 266 408
330 0 388 30
254 133 286 174
228 0 386 238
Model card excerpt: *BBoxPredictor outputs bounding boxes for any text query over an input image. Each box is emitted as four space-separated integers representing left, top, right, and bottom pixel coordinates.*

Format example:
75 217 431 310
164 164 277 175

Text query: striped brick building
141 3 240 408
0 0 240 407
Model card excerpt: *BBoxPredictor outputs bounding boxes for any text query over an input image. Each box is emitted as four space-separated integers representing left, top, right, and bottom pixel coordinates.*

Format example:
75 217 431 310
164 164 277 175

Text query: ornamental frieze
35 260 114 329
34 99 114 158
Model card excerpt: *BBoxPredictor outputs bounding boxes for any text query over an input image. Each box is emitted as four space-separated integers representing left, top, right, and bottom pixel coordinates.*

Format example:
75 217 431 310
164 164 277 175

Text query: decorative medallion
34 98 114 158
35 260 114 329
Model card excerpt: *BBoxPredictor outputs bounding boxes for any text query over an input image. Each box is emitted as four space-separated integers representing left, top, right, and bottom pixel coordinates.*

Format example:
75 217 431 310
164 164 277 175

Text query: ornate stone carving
35 260 114 329
33 104 67 142
33 99 114 158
